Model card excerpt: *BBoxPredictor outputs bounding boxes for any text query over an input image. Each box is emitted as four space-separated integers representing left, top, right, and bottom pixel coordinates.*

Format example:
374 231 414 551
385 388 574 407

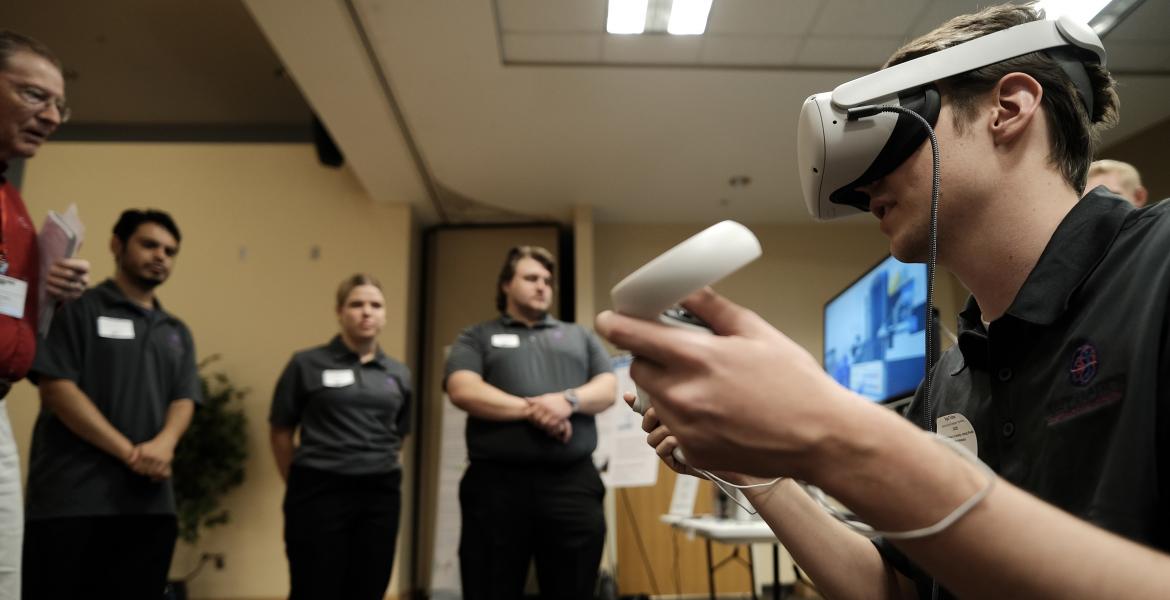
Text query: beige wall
8 143 416 599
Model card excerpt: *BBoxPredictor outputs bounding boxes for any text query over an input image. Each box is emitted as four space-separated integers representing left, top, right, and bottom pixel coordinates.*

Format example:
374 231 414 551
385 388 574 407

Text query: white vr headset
797 16 1106 220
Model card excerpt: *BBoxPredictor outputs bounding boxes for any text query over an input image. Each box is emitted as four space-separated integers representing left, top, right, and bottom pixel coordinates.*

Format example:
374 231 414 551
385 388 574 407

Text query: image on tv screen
824 256 928 403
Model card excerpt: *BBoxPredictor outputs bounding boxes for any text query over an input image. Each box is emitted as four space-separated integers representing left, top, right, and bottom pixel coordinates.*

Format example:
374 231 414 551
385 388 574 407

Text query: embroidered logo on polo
1069 342 1098 386
1047 374 1124 426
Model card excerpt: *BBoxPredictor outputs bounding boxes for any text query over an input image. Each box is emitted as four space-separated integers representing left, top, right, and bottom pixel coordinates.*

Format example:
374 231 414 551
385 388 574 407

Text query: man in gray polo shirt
445 245 615 600
24 209 200 599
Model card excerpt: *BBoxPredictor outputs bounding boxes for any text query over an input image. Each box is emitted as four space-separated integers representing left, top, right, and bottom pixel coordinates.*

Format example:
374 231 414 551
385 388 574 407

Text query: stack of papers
37 204 85 336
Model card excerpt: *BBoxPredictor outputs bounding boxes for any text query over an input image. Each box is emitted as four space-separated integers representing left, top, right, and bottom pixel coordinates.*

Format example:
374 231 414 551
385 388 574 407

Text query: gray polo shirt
270 335 412 475
28 279 202 519
444 314 612 465
875 190 1170 599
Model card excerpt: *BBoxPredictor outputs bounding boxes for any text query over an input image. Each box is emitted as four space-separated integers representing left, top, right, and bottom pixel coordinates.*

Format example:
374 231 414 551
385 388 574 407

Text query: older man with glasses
0 30 89 600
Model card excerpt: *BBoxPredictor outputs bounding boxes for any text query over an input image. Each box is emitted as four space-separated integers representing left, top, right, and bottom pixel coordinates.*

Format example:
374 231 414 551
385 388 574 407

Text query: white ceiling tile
706 0 824 35
496 0 606 33
796 36 905 68
1105 42 1170 73
700 35 804 65
1104 0 1170 43
603 34 704 63
812 0 931 36
502 33 604 63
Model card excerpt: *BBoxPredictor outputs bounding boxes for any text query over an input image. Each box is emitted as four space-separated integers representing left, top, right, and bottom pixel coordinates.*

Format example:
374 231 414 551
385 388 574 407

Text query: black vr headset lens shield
796 15 1106 221
797 88 940 219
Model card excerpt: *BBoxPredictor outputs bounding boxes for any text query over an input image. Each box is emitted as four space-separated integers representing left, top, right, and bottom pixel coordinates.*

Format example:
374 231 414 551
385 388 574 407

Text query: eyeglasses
11 83 71 123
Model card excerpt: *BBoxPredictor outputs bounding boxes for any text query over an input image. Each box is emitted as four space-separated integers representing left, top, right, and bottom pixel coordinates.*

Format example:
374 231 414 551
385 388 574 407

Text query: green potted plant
166 355 249 600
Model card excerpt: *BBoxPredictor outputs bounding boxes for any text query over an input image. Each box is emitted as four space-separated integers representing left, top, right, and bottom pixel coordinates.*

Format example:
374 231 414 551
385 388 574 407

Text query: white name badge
322 369 356 388
0 275 28 319
936 412 979 456
97 316 136 339
491 333 520 348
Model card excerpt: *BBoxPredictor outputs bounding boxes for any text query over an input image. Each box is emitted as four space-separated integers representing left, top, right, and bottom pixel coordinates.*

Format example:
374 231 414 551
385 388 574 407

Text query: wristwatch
563 389 581 413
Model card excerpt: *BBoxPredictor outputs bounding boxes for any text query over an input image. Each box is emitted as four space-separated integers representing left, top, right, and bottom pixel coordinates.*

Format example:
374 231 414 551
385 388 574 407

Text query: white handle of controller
610 220 762 321
611 220 763 468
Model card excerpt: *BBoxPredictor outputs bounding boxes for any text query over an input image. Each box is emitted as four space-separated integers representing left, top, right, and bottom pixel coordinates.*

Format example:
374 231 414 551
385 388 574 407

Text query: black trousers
22 514 177 600
283 465 402 600
459 459 606 600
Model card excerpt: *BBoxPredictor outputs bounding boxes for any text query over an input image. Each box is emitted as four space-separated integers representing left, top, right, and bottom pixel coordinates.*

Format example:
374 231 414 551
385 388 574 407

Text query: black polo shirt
876 190 1170 598
27 279 202 519
444 314 613 465
269 335 412 475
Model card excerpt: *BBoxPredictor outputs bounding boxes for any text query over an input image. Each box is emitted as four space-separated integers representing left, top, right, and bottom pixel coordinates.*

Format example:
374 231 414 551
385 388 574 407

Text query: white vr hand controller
610 220 763 464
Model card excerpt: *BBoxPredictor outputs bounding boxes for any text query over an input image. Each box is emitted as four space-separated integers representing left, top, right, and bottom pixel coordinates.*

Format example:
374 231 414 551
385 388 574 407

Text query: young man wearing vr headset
597 4 1170 599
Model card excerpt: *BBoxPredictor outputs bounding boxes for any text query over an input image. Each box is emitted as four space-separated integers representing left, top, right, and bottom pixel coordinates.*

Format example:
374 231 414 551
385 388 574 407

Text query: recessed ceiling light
607 0 649 34
607 0 714 35
1035 0 1113 25
667 0 713 35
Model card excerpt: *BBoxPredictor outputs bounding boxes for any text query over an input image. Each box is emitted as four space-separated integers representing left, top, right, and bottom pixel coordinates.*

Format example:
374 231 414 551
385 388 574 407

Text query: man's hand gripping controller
609 220 762 465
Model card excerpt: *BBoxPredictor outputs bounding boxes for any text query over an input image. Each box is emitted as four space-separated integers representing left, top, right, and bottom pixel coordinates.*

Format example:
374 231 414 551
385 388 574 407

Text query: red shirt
0 175 40 382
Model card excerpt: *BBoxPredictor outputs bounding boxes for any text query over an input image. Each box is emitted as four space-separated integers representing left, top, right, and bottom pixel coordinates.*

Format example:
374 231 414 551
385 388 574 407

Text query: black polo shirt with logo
444 314 613 465
269 335 412 475
27 279 202 519
876 190 1170 597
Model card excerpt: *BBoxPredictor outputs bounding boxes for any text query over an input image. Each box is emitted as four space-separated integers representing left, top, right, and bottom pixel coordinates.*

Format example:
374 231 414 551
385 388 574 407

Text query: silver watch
564 389 581 413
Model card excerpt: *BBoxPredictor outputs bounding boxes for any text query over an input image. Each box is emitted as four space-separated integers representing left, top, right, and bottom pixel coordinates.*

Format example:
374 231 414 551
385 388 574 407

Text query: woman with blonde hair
270 273 412 600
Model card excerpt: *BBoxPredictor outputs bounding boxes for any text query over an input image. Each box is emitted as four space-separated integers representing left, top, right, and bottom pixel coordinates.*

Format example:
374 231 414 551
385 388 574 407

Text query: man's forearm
39 378 134 462
446 371 530 421
575 373 617 415
741 477 914 600
808 402 1170 598
155 399 195 446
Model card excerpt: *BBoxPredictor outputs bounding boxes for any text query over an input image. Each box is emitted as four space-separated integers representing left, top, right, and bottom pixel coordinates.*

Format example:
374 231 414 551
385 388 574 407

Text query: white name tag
322 369 355 388
491 333 520 348
936 412 979 456
97 316 136 339
0 275 28 319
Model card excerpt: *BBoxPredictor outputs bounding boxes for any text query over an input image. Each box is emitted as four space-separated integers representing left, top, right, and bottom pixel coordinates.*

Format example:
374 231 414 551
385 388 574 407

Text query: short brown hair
336 273 383 310
885 4 1119 191
0 31 62 73
496 246 555 312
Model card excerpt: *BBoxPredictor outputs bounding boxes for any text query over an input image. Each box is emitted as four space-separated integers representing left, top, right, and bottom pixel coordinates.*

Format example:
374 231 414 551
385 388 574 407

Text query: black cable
849 103 943 600
848 104 941 433
619 489 661 596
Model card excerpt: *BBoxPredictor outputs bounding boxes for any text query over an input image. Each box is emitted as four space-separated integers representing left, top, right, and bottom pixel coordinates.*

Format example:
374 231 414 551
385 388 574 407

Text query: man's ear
988 72 1044 147
109 235 122 256
1134 185 1150 208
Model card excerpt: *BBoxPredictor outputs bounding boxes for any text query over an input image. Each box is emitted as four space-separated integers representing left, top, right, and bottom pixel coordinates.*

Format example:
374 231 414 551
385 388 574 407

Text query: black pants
459 459 606 600
22 514 177 600
283 465 402 600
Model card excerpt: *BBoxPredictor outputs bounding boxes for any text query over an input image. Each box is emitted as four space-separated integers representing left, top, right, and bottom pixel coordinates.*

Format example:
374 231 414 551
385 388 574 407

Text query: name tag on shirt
97 316 135 339
0 275 28 319
491 333 520 348
322 369 356 388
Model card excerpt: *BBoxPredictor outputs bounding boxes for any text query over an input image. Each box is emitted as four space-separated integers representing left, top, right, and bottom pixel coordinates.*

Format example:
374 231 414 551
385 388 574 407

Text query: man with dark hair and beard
22 209 201 599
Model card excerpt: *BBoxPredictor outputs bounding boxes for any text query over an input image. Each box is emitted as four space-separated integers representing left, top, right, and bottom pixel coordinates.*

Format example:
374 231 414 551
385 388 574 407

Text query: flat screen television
824 255 929 403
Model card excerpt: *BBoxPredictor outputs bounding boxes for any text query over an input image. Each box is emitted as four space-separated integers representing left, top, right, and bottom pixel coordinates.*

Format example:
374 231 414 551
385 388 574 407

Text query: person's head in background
0 31 67 162
335 273 386 346
1085 159 1149 208
110 209 182 292
496 246 555 324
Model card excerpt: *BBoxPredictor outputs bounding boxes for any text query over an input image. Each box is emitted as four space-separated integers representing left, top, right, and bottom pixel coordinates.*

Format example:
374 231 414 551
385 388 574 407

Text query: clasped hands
526 392 573 443
124 436 176 481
